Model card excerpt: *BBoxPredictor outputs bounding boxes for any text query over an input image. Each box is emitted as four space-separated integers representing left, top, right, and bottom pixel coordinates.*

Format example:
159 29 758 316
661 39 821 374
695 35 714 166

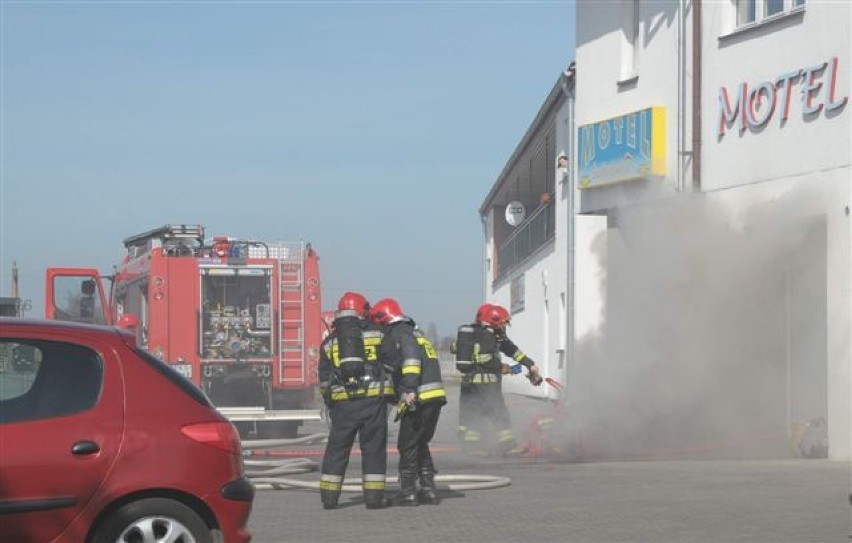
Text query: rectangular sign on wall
578 106 666 189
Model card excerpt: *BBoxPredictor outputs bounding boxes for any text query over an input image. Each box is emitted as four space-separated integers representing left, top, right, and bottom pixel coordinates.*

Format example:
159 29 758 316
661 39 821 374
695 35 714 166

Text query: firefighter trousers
397 402 442 486
457 380 516 453
320 396 389 507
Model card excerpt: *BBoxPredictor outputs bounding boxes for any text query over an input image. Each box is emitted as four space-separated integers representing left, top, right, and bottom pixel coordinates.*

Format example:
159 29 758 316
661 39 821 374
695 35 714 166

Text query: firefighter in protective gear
454 303 542 456
318 292 396 510
370 298 447 506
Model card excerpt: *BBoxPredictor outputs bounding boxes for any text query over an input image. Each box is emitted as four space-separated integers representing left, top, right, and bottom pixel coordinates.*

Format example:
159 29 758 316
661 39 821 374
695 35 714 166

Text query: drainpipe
481 213 488 302
692 0 702 190
677 0 684 191
560 64 576 397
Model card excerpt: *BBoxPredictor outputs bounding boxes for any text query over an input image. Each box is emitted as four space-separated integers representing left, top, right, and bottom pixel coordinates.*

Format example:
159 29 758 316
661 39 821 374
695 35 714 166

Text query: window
737 0 757 24
116 278 149 347
51 275 107 325
765 0 784 16
736 0 804 28
510 274 525 314
0 339 102 423
620 0 640 82
0 341 42 400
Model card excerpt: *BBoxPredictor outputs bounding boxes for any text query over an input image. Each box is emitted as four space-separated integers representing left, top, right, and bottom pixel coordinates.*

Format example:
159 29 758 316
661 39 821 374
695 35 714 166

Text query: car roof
0 317 131 341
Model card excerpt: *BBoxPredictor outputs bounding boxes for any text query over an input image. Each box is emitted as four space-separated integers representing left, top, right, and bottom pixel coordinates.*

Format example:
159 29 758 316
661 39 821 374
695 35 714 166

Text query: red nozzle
545 377 564 390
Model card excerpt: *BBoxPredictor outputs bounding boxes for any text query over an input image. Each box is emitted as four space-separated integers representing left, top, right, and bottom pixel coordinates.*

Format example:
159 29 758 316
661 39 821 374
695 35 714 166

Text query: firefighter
318 292 396 510
454 303 542 456
369 298 447 506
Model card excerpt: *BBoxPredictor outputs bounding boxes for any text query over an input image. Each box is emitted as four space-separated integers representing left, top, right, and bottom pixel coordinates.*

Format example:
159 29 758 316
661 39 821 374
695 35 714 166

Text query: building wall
572 0 851 460
702 2 850 192
701 1 852 459
482 88 574 400
575 1 688 213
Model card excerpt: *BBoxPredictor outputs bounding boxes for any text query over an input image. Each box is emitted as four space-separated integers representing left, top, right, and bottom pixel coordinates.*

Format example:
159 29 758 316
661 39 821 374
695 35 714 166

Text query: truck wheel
232 421 257 440
89 497 211 543
258 420 299 439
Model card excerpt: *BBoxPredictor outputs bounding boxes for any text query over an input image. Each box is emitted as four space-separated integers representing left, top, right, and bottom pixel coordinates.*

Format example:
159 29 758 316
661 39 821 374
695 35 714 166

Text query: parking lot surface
246 383 852 543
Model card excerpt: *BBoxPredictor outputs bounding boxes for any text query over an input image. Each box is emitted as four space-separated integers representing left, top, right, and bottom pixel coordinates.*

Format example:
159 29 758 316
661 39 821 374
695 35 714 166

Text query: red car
0 318 253 542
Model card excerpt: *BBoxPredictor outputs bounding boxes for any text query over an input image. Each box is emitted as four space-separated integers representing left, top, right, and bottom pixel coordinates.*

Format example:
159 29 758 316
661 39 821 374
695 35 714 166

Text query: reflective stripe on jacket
463 324 535 384
381 320 447 405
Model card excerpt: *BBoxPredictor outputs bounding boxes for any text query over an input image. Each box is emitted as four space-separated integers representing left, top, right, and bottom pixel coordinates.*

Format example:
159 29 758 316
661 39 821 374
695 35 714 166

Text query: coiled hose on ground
242 433 512 492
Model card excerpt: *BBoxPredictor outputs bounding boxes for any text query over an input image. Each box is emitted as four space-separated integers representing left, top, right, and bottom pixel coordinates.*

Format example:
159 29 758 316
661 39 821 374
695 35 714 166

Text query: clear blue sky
1 0 575 338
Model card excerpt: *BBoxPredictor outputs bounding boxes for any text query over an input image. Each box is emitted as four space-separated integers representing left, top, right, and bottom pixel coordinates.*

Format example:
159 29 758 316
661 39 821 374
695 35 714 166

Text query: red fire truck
45 224 323 438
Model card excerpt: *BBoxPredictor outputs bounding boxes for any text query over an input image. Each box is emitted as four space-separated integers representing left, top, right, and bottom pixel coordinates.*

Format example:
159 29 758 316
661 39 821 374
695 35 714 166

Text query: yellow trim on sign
651 107 667 176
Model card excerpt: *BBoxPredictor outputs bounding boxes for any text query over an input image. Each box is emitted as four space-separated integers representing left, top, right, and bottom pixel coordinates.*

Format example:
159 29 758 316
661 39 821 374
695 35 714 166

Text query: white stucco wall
572 1 851 459
718 171 849 459
702 2 851 192
575 1 686 212
484 96 573 400
701 2 851 460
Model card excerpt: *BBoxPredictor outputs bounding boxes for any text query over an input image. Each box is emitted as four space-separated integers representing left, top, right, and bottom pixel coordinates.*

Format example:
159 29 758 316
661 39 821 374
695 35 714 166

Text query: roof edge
479 62 576 215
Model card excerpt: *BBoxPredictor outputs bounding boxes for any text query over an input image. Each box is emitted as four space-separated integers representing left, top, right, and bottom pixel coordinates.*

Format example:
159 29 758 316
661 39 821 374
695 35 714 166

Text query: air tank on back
334 309 366 386
454 324 475 373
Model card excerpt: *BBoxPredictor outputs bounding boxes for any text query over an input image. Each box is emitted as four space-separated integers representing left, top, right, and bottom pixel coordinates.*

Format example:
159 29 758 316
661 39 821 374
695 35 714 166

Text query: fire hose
241 433 512 492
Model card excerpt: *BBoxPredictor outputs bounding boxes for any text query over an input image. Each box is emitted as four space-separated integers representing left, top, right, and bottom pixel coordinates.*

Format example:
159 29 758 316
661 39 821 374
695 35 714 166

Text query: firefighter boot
417 467 440 505
393 474 419 507
364 489 392 510
320 489 340 510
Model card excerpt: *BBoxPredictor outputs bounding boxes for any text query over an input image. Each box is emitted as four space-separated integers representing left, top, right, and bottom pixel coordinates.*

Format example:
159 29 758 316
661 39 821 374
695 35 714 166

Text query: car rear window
0 339 102 424
132 347 213 407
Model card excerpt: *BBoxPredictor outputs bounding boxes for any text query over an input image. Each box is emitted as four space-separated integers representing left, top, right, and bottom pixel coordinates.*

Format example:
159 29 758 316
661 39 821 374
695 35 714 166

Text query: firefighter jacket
318 320 396 403
380 319 447 405
462 324 536 384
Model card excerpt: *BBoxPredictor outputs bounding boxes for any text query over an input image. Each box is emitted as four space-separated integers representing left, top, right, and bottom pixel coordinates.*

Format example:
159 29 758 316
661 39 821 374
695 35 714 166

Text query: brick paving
246 382 852 543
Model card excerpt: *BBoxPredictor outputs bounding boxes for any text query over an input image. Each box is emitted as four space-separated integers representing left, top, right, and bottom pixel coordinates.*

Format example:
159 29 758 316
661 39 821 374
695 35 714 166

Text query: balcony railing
496 201 555 280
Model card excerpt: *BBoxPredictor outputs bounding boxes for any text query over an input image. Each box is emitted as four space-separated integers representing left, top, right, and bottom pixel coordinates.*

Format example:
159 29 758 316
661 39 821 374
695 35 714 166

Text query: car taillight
181 421 241 455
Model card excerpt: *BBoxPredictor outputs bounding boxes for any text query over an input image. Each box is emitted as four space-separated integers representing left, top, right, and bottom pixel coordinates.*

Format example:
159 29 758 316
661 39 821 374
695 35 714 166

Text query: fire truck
45 224 323 438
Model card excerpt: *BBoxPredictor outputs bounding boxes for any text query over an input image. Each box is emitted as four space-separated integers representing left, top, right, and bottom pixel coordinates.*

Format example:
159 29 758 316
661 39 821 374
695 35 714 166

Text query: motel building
481 1 851 460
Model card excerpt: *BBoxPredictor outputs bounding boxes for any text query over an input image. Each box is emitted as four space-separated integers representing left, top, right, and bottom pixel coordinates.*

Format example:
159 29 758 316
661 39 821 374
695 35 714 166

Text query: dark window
492 128 557 280
0 339 102 424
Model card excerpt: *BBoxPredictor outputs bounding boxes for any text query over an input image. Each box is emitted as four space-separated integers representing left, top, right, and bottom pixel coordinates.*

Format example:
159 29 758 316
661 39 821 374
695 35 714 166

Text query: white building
481 1 851 460
479 69 575 400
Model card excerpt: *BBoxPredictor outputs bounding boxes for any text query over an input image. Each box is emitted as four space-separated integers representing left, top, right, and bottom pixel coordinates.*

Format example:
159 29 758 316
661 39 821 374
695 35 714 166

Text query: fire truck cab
45 224 323 438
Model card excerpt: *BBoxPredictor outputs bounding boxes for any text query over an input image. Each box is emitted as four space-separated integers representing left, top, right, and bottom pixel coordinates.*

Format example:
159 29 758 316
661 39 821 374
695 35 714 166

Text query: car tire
90 497 211 543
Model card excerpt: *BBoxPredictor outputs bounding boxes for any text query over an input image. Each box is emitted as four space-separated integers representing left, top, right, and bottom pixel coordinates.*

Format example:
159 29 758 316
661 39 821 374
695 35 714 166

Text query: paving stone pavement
245 382 852 543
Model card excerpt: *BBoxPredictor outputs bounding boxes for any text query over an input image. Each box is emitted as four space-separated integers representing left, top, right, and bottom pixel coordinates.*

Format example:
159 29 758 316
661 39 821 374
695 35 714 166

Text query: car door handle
71 441 100 455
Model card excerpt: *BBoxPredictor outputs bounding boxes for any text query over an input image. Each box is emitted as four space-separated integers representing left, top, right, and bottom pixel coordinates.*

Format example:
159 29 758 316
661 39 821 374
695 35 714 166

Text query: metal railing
496 202 555 279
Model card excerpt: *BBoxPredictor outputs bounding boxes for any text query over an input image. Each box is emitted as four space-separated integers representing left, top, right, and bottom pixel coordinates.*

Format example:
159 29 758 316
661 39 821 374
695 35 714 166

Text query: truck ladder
277 242 305 384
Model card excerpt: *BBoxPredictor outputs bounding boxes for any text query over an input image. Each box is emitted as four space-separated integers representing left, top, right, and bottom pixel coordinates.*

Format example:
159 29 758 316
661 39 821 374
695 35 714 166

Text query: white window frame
734 0 805 29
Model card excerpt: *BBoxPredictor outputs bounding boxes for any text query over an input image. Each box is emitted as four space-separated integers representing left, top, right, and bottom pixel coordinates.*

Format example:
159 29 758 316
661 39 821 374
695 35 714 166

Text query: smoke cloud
561 189 829 461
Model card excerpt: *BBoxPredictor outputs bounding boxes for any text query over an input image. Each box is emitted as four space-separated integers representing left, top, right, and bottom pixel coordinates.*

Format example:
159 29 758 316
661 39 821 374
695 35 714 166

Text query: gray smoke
560 189 830 461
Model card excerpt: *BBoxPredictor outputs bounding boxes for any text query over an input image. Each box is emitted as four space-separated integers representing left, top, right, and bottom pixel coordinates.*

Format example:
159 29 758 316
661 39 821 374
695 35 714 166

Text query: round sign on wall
505 201 526 226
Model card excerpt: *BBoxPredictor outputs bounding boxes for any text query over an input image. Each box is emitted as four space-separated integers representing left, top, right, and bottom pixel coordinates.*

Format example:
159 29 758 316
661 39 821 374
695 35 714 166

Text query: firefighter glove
527 365 543 386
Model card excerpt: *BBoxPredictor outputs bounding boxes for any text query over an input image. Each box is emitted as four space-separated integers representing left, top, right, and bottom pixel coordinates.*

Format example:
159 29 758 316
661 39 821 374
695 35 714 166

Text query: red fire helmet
478 304 510 329
368 298 404 325
337 291 370 316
